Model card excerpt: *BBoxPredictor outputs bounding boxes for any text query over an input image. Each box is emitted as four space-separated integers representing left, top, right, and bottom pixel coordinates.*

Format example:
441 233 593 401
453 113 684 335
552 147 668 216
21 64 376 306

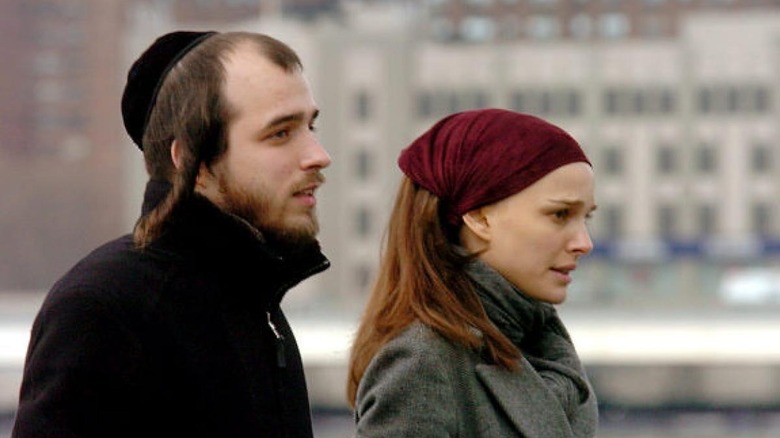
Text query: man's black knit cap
121 30 217 150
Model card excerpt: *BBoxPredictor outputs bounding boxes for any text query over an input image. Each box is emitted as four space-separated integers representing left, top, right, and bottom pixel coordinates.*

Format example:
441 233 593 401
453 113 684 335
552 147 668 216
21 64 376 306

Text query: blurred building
3 0 778 310
117 1 780 311
299 5 780 309
0 0 340 291
0 0 127 289
420 0 778 42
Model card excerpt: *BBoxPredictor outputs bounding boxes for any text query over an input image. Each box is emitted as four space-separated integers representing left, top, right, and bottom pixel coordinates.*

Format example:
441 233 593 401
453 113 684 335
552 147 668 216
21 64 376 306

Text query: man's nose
302 135 331 170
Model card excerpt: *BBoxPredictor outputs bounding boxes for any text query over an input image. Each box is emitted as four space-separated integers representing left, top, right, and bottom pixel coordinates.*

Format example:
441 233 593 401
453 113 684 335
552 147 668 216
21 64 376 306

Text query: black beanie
121 30 217 150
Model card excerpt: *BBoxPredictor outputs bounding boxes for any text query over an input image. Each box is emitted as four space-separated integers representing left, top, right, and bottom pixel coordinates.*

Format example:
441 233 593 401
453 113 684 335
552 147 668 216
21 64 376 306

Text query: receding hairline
216 33 303 74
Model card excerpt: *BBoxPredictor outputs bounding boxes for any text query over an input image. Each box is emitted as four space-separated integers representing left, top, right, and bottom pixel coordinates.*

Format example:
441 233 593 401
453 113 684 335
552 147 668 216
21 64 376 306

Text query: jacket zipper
266 311 286 368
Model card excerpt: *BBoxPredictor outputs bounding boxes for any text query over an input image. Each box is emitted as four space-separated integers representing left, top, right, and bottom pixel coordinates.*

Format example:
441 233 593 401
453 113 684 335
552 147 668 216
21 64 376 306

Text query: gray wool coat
354 260 598 438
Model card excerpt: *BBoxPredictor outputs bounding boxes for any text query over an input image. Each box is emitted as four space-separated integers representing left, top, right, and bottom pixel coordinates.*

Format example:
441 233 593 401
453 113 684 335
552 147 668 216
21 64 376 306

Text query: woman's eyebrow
547 199 598 212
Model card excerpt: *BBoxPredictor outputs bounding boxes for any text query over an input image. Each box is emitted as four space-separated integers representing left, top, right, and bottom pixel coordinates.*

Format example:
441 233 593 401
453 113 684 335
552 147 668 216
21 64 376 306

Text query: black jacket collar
140 179 330 306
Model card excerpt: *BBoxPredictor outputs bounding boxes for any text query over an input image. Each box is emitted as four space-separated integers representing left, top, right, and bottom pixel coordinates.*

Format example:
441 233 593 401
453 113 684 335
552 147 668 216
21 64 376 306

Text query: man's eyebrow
263 109 319 130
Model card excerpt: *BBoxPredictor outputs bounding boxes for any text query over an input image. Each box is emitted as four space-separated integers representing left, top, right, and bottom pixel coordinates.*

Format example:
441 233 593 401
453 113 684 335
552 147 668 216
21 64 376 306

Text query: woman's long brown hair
346 178 520 407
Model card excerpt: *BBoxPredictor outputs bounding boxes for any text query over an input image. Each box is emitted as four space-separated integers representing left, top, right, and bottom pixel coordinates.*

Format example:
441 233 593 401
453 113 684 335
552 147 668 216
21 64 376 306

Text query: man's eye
555 209 570 220
271 129 289 139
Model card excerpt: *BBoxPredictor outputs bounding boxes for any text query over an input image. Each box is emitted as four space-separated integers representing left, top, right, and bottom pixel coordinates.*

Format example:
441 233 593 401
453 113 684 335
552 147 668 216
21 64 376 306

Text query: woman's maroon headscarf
398 108 590 227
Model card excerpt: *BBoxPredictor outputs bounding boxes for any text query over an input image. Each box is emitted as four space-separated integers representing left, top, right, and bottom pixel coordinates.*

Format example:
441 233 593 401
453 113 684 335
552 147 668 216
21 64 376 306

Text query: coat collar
475 360 574 438
140 179 330 306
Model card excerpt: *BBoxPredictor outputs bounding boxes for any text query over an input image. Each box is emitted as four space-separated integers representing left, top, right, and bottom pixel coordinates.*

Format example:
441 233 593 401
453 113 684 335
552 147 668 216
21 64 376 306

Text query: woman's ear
461 208 491 242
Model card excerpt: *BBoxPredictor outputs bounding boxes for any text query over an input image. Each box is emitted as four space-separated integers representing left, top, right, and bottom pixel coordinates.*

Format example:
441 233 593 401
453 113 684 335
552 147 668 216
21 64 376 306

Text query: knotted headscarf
398 108 590 227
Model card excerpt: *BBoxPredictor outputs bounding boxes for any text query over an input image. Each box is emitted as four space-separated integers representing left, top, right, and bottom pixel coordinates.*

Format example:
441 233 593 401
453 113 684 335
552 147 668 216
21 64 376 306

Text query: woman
347 108 598 437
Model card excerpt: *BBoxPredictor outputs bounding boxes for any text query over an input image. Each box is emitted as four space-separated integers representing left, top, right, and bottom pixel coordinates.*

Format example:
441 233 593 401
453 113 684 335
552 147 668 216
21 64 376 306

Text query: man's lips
292 181 323 206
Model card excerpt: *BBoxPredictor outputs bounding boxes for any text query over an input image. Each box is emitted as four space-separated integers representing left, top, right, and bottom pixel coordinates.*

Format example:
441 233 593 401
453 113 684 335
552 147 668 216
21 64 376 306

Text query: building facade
303 7 780 309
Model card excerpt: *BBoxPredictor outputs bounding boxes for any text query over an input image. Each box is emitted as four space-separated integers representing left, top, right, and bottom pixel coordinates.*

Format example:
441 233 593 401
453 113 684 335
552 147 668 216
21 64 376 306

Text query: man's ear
170 140 184 170
461 208 491 242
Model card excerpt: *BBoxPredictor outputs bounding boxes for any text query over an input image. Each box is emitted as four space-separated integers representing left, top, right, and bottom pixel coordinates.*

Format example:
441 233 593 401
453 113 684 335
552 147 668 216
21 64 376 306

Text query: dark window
603 147 623 175
567 91 582 115
511 91 526 112
604 89 619 114
754 86 771 112
658 204 677 238
752 203 771 236
603 205 623 239
355 264 372 289
698 88 713 113
659 90 675 113
355 149 373 180
696 143 717 173
356 207 372 237
697 204 716 236
417 92 433 118
657 145 676 174
355 90 371 121
751 142 772 174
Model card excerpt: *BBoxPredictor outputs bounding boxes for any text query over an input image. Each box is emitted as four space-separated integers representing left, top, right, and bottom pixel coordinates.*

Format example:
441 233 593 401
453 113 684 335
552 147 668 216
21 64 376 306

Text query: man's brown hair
134 32 303 247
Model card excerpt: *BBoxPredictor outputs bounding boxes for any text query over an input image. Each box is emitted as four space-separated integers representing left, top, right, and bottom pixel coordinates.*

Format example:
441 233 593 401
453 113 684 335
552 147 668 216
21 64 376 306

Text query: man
12 30 331 438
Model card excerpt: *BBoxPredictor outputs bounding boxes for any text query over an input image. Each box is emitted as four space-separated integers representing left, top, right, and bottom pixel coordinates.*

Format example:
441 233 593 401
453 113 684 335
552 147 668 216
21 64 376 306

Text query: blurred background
1 0 780 436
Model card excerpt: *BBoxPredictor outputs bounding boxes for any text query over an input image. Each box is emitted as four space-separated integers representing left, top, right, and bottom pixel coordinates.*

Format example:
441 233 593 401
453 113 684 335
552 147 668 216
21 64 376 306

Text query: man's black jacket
12 181 330 438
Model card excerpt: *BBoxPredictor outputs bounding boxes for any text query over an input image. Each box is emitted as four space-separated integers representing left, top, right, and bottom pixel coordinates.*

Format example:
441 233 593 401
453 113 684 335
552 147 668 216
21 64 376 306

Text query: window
355 149 373 181
570 14 593 39
697 204 716 236
511 89 582 116
604 89 620 114
603 205 623 239
656 145 677 175
698 88 713 113
356 207 372 237
603 147 624 176
697 84 773 114
354 264 373 290
430 17 456 41
528 15 560 40
567 92 582 115
754 86 771 112
751 142 772 174
500 16 523 39
461 16 497 42
599 13 630 39
631 91 645 113
658 90 675 113
355 90 371 121
751 203 771 236
726 87 740 112
696 143 717 174
417 92 433 118
657 204 677 238
539 91 553 114
447 93 460 113
604 87 676 115
641 16 666 38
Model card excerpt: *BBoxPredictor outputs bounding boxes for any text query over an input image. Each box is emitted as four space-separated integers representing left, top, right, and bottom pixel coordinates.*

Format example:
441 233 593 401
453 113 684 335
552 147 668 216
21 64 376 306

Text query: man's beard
217 174 320 250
